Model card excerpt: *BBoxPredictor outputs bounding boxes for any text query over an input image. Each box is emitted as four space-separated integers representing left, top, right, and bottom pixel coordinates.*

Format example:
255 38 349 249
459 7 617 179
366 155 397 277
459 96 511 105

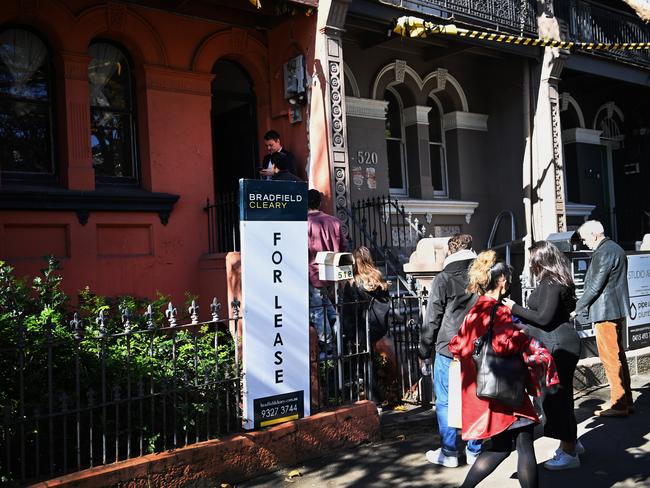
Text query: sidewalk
239 374 650 487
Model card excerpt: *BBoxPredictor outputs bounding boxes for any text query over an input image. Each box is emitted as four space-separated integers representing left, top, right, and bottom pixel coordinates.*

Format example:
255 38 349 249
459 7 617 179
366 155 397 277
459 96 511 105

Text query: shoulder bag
473 304 527 408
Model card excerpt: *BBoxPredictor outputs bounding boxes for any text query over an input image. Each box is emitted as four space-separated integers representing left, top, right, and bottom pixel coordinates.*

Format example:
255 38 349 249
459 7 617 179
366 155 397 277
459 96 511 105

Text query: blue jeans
309 284 337 343
434 353 482 456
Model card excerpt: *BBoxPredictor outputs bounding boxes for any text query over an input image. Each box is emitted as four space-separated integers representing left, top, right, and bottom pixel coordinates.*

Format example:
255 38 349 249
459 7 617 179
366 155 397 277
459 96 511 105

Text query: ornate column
310 0 351 231
529 1 568 241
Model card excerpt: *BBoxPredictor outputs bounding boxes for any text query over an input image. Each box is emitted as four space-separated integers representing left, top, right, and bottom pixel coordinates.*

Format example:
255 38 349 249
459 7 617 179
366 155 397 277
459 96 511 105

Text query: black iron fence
345 196 426 293
556 0 650 67
205 191 240 254
312 289 427 410
2 287 428 484
0 298 242 485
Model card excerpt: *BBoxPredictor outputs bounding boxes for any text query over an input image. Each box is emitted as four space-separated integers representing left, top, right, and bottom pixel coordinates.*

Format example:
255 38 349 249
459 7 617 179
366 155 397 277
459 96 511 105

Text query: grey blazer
575 238 629 323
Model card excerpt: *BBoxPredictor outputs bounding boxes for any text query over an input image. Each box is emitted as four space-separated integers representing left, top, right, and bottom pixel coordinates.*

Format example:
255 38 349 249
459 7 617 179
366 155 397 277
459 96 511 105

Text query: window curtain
0 29 47 96
89 43 123 107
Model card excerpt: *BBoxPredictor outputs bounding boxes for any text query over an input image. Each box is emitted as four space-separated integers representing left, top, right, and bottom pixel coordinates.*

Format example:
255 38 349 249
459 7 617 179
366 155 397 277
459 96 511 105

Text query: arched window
0 28 55 179
384 89 407 195
428 97 448 197
89 41 137 183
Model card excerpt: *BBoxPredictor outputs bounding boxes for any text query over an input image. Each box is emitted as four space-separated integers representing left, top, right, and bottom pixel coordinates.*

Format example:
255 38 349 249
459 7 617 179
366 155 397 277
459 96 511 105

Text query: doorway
211 60 258 196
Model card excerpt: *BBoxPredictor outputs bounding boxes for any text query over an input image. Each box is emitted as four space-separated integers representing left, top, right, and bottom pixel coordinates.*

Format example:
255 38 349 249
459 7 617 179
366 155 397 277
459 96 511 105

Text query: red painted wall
0 1 317 314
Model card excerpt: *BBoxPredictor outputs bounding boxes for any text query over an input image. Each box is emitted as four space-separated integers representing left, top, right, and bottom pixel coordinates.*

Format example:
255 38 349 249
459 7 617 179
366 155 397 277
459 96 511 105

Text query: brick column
59 52 94 190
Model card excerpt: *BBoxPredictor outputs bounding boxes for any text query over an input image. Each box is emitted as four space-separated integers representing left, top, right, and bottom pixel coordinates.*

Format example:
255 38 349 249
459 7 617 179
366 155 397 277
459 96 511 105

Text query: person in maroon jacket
307 189 348 350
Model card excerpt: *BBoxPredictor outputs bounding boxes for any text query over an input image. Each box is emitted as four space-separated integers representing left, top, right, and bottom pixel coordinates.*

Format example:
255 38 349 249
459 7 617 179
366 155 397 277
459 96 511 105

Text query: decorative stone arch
560 93 585 128
593 101 625 141
343 62 360 98
0 0 75 52
192 28 270 109
370 60 421 106
421 68 469 113
70 5 167 66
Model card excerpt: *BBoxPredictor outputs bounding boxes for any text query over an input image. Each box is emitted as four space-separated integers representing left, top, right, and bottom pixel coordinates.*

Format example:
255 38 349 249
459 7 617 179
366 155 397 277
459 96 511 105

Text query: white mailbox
315 251 355 282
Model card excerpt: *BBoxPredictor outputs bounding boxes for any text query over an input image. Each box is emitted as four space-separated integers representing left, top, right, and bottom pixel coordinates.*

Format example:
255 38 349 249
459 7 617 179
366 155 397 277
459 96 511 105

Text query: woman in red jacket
449 250 539 488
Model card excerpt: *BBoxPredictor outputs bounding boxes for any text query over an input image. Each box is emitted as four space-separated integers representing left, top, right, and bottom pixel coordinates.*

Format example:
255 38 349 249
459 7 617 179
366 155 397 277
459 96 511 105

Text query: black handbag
473 304 527 408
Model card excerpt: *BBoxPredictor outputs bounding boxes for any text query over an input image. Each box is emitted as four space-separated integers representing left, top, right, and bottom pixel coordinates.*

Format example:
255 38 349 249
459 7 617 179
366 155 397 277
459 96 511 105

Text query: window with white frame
428 96 448 197
384 89 407 194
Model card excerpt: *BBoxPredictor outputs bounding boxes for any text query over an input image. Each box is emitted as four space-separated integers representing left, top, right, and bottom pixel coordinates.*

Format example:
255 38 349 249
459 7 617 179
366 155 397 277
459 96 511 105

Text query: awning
393 15 650 51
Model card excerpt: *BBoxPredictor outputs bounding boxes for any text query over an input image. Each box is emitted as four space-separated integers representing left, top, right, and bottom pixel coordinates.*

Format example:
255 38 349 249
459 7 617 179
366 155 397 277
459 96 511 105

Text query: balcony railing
382 0 538 36
555 0 650 67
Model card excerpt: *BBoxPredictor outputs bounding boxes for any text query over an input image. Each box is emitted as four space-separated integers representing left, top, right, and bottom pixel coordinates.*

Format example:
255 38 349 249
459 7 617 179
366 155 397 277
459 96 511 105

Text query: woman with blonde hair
450 250 541 488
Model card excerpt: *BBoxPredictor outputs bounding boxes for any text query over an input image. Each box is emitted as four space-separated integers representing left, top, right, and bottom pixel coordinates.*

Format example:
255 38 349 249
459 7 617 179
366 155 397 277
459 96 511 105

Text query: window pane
384 90 401 139
0 29 49 101
89 43 131 110
91 111 134 178
428 99 442 143
89 42 136 181
0 29 53 175
0 99 52 173
387 139 404 189
430 144 444 192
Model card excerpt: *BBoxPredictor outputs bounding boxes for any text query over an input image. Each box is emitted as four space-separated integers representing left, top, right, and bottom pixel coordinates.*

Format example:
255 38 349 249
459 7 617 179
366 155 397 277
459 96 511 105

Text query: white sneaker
544 450 580 471
548 440 586 459
465 447 479 466
426 448 459 468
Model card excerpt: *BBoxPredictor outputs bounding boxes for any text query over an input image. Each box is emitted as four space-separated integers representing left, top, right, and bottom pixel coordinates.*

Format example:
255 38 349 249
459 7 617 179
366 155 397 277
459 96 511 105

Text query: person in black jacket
503 240 583 471
341 246 399 406
419 234 481 468
270 152 303 181
576 220 632 417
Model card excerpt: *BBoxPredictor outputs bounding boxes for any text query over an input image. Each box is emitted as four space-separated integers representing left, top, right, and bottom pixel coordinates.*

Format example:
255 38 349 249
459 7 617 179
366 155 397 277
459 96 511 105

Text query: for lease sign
239 179 310 429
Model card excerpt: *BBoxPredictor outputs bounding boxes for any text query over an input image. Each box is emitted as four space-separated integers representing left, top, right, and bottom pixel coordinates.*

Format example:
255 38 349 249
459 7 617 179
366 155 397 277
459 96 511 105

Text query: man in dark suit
260 130 298 179
576 220 633 417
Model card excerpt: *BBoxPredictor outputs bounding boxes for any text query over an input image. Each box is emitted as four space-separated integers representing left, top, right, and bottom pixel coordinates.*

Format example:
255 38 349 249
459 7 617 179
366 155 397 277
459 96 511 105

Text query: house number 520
357 151 378 164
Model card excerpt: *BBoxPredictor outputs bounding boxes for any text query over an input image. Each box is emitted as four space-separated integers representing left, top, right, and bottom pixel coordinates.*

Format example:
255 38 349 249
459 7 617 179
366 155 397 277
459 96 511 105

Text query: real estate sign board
239 179 310 430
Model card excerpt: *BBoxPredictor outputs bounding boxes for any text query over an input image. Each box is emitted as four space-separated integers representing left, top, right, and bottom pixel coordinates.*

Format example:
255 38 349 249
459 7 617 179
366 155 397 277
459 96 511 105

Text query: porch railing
0 298 242 484
555 0 650 67
385 0 538 36
344 196 426 294
205 191 240 254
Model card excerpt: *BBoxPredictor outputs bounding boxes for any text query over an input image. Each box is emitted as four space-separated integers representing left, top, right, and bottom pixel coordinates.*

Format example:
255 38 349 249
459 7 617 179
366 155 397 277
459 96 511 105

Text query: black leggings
459 424 538 488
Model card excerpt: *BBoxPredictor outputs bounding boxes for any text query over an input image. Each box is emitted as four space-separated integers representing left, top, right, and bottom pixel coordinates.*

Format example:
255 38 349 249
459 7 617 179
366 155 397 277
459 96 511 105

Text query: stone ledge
32 401 379 488
574 345 650 391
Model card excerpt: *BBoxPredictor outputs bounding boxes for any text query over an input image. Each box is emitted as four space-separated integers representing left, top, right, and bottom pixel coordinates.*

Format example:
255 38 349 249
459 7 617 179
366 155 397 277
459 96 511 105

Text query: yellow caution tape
393 16 650 51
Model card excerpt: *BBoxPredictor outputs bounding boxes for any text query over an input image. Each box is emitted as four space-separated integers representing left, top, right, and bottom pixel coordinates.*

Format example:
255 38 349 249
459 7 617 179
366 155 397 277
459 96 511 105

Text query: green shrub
0 257 238 482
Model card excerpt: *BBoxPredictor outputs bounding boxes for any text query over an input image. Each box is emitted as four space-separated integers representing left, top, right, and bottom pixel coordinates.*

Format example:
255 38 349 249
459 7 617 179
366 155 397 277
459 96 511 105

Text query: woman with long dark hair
450 251 541 488
503 240 583 470
341 246 399 405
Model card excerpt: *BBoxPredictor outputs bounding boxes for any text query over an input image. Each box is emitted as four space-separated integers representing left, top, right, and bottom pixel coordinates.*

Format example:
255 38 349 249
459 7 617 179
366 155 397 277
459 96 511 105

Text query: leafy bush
0 257 238 482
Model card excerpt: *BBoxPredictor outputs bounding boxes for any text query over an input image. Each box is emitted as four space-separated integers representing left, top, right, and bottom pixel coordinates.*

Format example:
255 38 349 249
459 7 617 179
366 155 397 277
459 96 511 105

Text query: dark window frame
89 39 140 187
0 25 58 185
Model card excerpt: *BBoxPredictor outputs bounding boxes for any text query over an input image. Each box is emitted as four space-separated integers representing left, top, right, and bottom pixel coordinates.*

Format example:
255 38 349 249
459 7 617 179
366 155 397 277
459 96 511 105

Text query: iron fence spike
210 297 222 321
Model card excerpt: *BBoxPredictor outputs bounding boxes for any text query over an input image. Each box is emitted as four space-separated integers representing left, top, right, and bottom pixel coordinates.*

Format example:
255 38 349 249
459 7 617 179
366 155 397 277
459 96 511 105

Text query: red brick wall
32 401 379 487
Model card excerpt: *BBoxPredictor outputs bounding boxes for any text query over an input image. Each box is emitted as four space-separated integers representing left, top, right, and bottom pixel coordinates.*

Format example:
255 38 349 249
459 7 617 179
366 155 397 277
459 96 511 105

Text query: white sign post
239 179 310 429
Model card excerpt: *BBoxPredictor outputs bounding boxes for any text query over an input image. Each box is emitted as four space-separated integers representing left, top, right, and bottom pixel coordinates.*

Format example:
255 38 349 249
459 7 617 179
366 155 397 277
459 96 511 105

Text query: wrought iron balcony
381 0 538 36
555 0 650 68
